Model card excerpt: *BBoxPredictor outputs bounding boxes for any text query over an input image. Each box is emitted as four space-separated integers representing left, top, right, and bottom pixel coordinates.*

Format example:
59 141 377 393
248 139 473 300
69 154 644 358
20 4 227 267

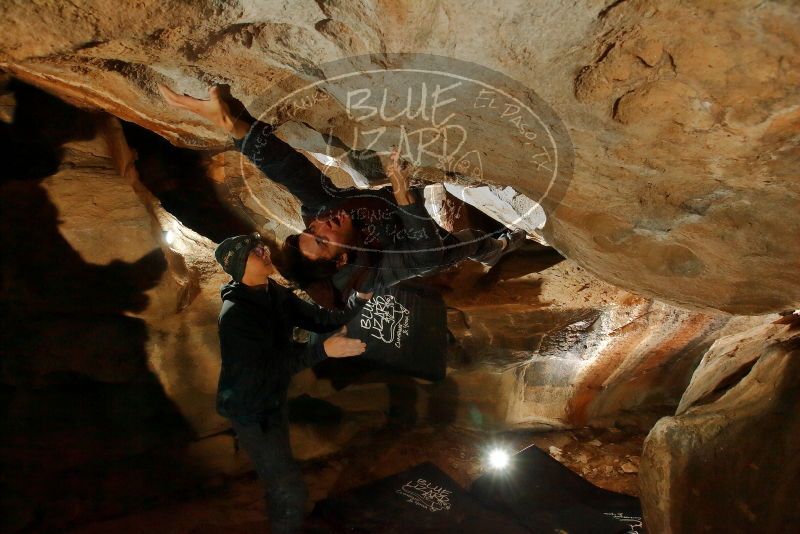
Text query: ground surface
68 423 644 533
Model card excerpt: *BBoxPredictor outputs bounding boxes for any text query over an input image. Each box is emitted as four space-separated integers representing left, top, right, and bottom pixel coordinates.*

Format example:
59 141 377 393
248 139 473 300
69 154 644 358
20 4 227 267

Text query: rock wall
1 0 798 314
0 81 231 531
640 313 800 532
1 1 799 531
440 258 727 430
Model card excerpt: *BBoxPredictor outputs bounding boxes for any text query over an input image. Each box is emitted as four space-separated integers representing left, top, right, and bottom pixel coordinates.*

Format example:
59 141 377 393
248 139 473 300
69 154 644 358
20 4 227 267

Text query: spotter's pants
231 406 306 534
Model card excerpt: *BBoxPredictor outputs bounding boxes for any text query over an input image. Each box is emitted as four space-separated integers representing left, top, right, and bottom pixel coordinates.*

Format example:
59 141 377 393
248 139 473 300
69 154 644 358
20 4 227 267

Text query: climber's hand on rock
323 327 367 358
388 147 414 205
158 84 252 139
158 84 228 129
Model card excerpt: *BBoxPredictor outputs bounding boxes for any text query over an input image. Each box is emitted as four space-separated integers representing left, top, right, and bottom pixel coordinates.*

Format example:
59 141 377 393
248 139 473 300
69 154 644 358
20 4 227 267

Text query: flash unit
488 448 511 470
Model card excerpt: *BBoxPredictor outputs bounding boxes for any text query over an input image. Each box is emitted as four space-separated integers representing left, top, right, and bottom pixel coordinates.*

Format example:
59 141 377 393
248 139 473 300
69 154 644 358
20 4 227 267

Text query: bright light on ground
488 448 511 470
164 229 176 245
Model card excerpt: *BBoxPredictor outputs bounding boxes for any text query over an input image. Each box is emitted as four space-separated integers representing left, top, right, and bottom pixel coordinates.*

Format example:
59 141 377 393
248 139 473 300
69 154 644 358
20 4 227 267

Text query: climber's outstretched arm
160 84 338 211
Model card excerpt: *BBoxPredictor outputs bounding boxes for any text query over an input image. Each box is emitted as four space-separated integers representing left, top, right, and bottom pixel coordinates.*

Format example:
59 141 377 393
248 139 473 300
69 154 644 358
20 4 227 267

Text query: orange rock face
640 314 800 533
1 0 798 313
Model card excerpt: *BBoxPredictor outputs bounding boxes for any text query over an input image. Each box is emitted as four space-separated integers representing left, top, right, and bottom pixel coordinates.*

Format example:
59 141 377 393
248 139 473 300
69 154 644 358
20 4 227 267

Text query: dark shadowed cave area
121 122 255 243
1 2 799 533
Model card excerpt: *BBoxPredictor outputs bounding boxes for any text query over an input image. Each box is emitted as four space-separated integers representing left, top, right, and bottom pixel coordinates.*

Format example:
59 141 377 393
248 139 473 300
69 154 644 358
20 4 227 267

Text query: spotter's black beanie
215 233 258 282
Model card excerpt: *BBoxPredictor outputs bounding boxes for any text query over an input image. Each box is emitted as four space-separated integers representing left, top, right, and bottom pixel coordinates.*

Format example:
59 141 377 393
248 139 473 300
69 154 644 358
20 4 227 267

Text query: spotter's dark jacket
217 279 365 425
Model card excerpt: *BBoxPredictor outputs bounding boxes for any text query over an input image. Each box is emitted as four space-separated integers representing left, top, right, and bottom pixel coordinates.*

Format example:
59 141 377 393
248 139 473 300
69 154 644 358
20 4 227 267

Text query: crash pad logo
360 295 410 348
604 512 644 534
244 53 574 256
396 478 452 512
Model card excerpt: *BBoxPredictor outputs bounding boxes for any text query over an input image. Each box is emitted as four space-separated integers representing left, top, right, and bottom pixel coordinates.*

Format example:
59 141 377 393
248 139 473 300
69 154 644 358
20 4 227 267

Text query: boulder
1 2 799 530
438 256 729 430
640 314 800 532
1 0 798 313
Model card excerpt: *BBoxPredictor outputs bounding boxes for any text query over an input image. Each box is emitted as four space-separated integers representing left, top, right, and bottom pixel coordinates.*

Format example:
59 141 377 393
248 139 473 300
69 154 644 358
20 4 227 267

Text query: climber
213 231 372 533
160 84 527 305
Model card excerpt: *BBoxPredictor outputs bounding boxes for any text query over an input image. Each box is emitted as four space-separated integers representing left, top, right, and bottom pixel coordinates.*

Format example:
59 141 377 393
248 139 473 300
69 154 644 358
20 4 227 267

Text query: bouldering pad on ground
471 445 644 533
311 462 529 533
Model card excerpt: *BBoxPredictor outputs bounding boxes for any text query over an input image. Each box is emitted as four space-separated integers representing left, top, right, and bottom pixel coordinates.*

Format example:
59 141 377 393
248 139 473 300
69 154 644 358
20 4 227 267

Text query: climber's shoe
480 228 528 267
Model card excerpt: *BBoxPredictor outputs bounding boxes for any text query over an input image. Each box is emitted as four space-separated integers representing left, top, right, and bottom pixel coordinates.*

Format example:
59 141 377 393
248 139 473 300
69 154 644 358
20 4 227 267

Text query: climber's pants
440 228 504 267
231 406 307 534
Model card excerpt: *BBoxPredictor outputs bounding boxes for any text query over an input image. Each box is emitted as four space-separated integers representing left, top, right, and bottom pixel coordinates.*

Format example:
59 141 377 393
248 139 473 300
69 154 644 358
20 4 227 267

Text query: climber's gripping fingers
158 84 232 133
158 84 251 139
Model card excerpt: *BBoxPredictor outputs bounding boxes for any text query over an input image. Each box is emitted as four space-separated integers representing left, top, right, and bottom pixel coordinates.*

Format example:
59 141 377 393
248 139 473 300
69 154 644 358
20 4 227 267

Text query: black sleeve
220 304 327 377
285 289 367 333
370 200 445 290
234 120 339 212
284 338 328 375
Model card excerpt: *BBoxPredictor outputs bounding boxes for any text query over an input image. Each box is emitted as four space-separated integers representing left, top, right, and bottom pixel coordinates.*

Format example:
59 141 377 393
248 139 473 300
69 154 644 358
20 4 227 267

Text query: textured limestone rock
639 313 800 532
1 0 799 314
0 84 228 531
2 1 800 530
208 149 304 241
440 257 728 430
443 182 549 244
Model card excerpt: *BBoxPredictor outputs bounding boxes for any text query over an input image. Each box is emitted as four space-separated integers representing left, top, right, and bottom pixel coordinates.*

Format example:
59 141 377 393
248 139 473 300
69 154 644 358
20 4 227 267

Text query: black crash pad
311 462 529 533
471 445 644 533
316 282 448 382
351 283 447 381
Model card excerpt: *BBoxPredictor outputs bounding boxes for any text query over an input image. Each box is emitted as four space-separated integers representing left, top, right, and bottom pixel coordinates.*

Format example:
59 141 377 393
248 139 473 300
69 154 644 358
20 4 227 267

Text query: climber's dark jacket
216 279 364 424
234 121 445 295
